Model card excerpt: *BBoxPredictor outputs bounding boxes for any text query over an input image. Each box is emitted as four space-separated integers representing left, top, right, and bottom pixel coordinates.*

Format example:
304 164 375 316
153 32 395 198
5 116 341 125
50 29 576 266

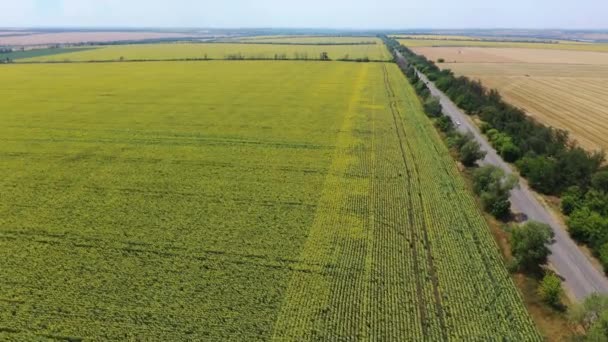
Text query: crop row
271 63 540 340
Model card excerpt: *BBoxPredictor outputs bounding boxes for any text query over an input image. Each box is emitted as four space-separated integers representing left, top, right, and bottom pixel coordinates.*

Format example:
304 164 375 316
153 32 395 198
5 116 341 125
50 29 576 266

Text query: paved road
394 51 608 301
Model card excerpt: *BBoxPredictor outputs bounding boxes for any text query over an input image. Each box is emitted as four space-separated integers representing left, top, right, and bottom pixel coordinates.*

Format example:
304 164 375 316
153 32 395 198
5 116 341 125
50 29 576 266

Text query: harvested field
0 61 538 340
21 42 392 62
414 47 520 63
0 31 34 36
0 32 200 46
402 37 608 152
399 38 608 52
413 47 608 65
444 62 608 78
444 62 608 151
391 35 480 40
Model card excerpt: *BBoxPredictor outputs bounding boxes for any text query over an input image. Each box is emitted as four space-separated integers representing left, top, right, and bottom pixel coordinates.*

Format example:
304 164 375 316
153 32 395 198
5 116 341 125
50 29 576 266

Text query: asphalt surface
394 50 608 301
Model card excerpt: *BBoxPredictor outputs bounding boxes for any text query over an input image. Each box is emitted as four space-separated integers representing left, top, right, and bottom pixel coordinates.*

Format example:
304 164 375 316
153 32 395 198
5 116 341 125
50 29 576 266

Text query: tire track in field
381 64 448 341
396 71 517 337
380 65 428 338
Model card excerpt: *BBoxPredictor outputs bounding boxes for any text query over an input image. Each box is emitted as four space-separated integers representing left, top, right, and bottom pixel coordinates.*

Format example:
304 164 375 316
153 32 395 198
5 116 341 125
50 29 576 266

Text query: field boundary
2 58 389 65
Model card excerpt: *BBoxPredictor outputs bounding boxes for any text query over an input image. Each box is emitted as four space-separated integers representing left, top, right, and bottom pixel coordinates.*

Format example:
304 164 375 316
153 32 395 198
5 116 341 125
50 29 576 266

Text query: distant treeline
385 36 608 272
394 36 560 44
0 37 210 50
237 34 378 40
68 37 209 46
217 41 378 46
14 39 378 49
9 54 378 64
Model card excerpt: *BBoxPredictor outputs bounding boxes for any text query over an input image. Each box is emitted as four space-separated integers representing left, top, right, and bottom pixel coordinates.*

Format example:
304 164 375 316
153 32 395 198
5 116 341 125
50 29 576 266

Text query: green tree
459 139 486 167
567 207 608 247
584 190 608 216
510 221 554 272
561 186 582 215
472 165 517 219
480 191 512 219
599 242 608 272
538 272 562 308
435 115 454 133
414 79 430 99
592 171 608 192
423 96 442 117
517 155 560 194
448 131 486 167
499 141 521 162
557 147 604 191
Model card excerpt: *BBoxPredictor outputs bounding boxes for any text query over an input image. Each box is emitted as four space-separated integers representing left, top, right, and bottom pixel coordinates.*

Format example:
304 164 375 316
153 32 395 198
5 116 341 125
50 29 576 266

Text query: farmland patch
21 42 392 62
0 61 538 340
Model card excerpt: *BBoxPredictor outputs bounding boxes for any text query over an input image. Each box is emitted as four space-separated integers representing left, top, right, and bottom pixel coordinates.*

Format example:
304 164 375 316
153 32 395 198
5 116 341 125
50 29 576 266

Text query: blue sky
2 0 607 29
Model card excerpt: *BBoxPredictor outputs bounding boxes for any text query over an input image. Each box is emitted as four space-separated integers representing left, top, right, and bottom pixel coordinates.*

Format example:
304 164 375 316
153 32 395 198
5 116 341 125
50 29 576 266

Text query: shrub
599 243 608 272
538 272 563 308
567 208 608 247
592 171 608 193
517 156 559 195
435 115 454 133
510 221 554 272
561 186 582 215
499 141 521 162
459 140 486 167
423 96 442 117
472 165 518 220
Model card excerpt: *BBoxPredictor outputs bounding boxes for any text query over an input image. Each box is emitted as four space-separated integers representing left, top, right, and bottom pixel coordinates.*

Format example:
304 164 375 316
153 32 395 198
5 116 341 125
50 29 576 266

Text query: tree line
390 33 559 304
384 36 608 274
216 41 379 46
384 35 608 340
385 36 604 196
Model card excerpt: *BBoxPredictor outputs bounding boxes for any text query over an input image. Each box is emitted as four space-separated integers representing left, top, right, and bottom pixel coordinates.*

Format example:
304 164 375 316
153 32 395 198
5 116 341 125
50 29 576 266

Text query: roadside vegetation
569 293 608 341
386 36 608 276
386 35 575 340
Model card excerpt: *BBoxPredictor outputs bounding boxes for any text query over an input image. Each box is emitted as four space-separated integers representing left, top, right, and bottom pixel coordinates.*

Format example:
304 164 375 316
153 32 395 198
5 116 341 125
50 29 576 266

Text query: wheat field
402 39 608 152
399 38 608 52
445 62 608 151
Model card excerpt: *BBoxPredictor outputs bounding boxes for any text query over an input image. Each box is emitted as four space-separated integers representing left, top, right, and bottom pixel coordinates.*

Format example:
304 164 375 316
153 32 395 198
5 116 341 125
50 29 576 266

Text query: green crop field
0 47 96 61
390 34 481 40
20 42 391 62
238 36 381 44
0 61 539 340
